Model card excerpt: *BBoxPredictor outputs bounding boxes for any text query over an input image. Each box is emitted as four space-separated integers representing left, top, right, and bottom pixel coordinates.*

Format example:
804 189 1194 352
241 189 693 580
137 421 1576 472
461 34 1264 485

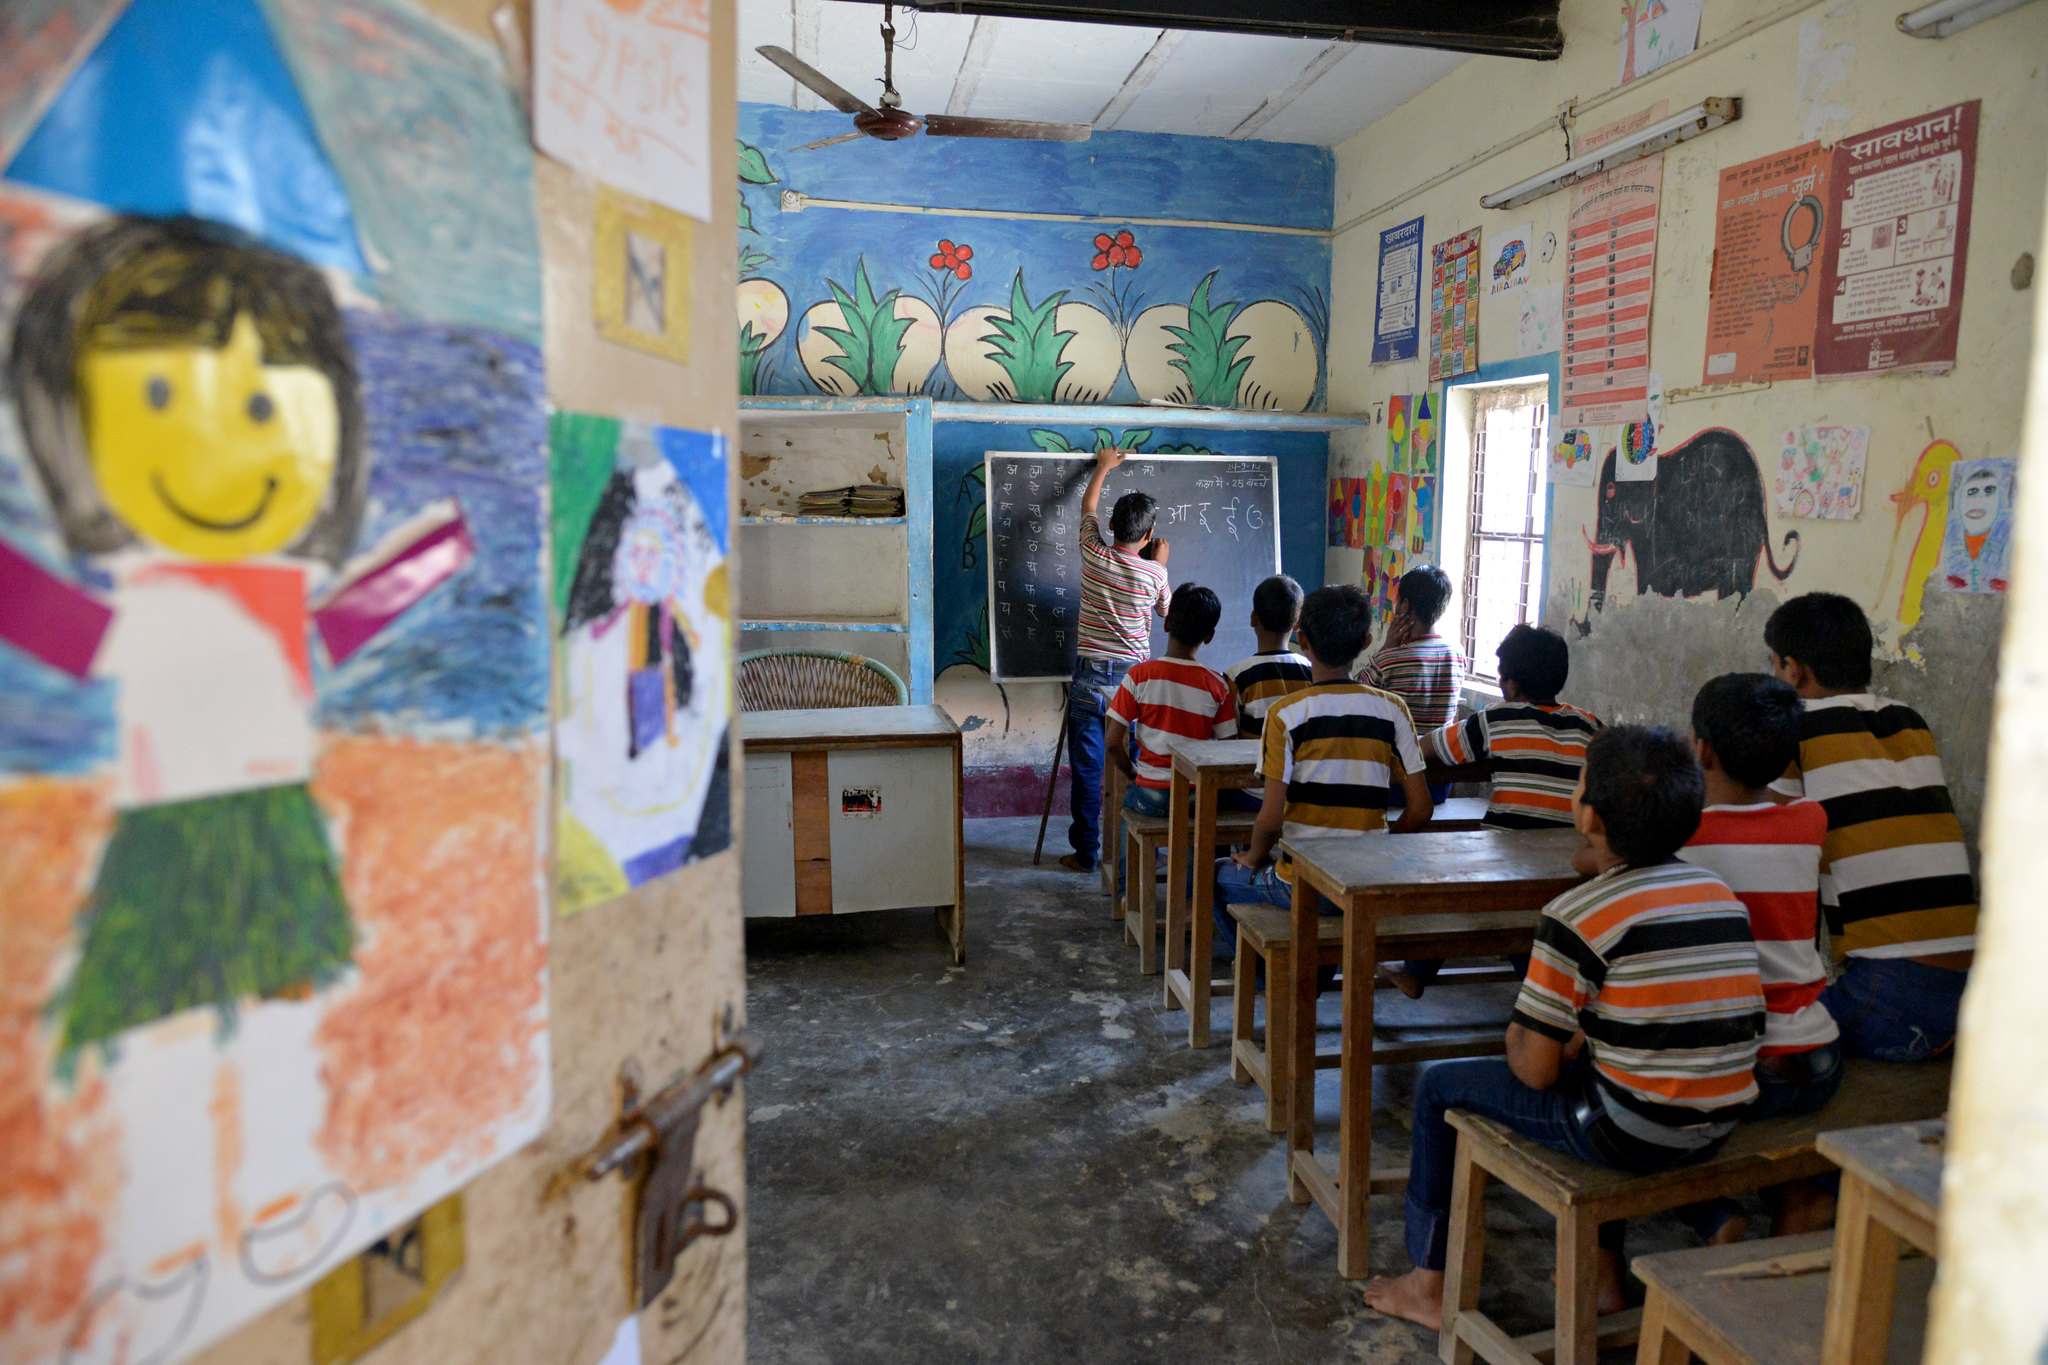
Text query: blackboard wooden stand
1030 686 1070 865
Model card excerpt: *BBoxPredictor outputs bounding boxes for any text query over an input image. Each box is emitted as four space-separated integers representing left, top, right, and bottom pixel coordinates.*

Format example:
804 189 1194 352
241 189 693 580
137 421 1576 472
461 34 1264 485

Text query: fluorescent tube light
1480 98 1741 211
1897 0 2039 36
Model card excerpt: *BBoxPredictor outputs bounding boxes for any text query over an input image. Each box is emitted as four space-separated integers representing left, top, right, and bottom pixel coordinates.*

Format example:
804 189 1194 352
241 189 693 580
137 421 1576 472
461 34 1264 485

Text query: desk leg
1821 1175 1904 1365
1286 871 1317 1205
1162 767 1192 1009
1187 776 1220 1049
1337 900 1376 1278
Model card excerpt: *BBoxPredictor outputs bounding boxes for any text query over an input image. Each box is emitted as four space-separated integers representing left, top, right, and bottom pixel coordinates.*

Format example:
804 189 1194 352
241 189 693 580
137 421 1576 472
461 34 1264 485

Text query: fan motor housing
854 107 924 140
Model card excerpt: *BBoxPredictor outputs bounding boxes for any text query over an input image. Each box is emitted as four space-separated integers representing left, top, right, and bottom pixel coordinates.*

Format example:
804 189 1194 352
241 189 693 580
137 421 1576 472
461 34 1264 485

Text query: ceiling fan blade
756 45 875 117
790 130 869 153
922 114 1092 143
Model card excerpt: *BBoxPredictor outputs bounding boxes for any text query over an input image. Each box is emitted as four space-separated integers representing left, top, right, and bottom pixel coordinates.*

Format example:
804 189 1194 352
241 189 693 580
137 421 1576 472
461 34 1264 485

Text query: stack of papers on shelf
796 484 906 517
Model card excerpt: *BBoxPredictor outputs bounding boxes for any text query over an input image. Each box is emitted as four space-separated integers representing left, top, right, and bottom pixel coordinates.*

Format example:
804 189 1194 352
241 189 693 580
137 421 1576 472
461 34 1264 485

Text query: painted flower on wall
931 239 974 280
1091 231 1141 271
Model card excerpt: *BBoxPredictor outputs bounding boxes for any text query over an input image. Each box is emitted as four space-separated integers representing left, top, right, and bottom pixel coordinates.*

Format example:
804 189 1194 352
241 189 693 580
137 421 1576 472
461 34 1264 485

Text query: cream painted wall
193 2 749 1364
1325 0 2047 832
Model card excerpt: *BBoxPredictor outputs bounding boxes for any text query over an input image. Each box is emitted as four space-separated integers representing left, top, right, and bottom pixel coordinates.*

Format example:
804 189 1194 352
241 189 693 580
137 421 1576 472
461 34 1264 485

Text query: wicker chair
736 648 909 711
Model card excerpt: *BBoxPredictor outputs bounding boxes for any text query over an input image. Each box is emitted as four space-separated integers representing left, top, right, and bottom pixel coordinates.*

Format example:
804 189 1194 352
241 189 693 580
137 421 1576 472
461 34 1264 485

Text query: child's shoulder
1692 799 1829 847
1549 861 1741 930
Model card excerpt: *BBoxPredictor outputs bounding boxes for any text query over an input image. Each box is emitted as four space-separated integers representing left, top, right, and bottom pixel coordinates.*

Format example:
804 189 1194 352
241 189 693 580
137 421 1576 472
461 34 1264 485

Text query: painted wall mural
735 105 1332 412
0 0 550 1360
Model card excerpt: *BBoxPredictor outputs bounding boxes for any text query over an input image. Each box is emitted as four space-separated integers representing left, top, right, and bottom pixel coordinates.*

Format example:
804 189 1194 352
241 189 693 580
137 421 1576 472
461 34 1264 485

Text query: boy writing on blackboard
1059 448 1170 874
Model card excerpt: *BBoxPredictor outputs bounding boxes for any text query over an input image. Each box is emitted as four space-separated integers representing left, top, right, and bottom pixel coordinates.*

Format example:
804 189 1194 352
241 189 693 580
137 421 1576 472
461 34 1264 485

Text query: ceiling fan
759 3 1092 151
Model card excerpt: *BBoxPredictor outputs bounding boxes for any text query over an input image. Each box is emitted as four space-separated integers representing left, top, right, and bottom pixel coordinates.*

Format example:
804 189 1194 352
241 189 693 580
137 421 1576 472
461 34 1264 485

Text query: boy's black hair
1165 583 1222 648
9 214 365 565
1496 623 1569 703
1396 564 1453 628
1251 574 1305 635
1581 725 1705 866
1764 593 1874 690
1295 584 1372 669
1691 673 1804 789
1110 490 1158 544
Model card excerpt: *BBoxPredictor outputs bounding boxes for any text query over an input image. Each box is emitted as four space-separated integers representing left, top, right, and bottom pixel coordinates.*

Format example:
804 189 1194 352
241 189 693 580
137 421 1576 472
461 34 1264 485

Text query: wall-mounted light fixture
1480 98 1741 211
1897 0 2040 37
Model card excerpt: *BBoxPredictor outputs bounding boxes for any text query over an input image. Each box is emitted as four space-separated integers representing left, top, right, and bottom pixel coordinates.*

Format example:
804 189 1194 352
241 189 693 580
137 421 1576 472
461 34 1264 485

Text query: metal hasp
583 1032 762 1310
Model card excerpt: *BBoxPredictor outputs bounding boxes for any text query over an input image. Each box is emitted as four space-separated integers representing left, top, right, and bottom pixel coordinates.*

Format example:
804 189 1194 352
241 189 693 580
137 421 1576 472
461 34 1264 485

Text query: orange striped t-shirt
1425 700 1602 828
1107 657 1237 789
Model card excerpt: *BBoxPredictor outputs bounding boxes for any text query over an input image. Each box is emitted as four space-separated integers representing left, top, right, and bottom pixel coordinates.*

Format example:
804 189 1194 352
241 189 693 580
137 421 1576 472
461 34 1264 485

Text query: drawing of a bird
1883 438 1959 630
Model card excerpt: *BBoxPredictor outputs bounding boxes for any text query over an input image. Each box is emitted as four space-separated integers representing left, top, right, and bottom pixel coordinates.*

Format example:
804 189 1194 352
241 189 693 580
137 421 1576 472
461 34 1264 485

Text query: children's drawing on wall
1774 424 1869 520
1387 393 1410 471
1549 427 1598 487
1881 437 1960 630
1411 394 1438 475
552 414 733 914
1489 222 1531 295
1409 476 1437 556
1572 427 1800 634
1616 421 1656 481
0 195 551 1365
1940 458 2014 594
1515 283 1564 359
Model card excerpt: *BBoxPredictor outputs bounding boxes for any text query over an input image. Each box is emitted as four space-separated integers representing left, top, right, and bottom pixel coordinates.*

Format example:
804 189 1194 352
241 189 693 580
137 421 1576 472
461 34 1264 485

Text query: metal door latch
581 1031 762 1308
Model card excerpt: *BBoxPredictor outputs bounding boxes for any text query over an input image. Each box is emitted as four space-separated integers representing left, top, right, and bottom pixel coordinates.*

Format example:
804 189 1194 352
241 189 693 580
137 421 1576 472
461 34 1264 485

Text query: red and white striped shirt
1677 801 1838 1056
1108 658 1237 789
1077 513 1169 661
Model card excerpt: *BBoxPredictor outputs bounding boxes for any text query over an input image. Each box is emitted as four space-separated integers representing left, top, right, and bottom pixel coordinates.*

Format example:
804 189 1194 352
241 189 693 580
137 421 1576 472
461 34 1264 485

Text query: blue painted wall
737 104 1334 412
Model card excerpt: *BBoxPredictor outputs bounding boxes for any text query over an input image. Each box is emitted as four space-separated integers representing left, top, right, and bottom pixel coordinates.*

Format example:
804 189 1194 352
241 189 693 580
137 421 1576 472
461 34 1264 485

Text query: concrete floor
744 817 1698 1363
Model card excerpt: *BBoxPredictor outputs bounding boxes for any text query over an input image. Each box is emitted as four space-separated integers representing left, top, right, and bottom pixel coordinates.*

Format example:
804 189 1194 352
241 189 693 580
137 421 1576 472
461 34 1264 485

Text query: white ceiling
737 0 1470 146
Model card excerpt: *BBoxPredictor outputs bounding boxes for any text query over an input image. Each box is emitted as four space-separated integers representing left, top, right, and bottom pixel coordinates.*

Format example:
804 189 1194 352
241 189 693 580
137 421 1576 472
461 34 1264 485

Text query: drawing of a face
614 504 688 602
1959 466 2004 533
79 312 340 561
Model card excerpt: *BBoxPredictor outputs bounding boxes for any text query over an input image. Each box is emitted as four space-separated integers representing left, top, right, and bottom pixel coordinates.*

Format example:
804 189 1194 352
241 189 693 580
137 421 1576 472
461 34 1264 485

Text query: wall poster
1702 142 1832 384
1775 425 1870 521
1560 105 1664 428
1372 215 1424 364
1429 226 1481 384
1939 458 2013 594
1815 101 1978 378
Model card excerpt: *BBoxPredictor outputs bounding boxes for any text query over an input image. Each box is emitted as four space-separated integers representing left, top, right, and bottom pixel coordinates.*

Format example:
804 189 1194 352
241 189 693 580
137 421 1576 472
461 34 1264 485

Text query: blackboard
983 452 1282 682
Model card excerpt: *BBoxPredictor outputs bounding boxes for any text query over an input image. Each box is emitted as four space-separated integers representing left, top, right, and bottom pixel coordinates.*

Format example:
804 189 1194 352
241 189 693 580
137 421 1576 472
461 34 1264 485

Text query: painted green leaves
819 260 912 396
737 138 776 235
986 271 1075 403
1165 271 1251 407
1028 428 1151 454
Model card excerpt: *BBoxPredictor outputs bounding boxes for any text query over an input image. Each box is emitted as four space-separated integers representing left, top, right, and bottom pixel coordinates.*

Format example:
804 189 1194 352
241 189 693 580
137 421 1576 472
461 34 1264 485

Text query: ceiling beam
824 0 1562 60
1092 28 1180 128
1228 40 1348 139
947 16 1003 115
791 0 826 109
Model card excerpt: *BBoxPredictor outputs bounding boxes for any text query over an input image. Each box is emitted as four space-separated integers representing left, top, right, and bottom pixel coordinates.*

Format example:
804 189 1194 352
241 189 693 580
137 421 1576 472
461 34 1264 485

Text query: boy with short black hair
1061 447 1170 874
1390 623 1602 998
1359 563 1467 737
1222 573 1313 742
1212 585 1431 957
1106 584 1235 896
1363 726 1765 1330
1764 592 1977 1061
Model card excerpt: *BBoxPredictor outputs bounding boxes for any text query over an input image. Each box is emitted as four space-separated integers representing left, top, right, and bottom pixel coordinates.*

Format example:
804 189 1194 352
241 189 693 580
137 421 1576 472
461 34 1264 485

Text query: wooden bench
1227 904 1531 1132
1440 1057 1952 1365
1632 1231 1933 1365
1118 807 1258 973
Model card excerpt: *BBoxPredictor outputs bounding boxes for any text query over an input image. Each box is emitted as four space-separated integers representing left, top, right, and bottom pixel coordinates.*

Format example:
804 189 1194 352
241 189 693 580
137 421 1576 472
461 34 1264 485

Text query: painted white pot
1052 302 1121 404
798 293 942 394
737 278 790 347
1228 300 1317 412
1123 303 1192 404
943 305 1011 401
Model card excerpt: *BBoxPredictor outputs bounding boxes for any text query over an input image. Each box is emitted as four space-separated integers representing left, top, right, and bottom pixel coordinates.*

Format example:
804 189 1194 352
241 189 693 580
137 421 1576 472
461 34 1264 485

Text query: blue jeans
1750 1039 1844 1119
1211 860 1338 959
1117 782 1172 900
1406 1059 1730 1270
1820 957 1968 1062
1066 656 1134 867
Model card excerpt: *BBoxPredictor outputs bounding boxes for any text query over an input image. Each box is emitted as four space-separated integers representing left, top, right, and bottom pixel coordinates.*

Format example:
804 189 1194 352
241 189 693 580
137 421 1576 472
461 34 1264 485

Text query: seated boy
1105 584 1236 899
1358 563 1467 741
1222 574 1313 742
1764 592 1977 1060
1363 726 1765 1330
1388 623 1601 997
1212 584 1432 960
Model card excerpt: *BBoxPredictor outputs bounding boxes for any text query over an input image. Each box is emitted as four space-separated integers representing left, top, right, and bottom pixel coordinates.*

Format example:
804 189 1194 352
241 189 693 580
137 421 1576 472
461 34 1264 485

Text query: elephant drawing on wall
1574 427 1799 635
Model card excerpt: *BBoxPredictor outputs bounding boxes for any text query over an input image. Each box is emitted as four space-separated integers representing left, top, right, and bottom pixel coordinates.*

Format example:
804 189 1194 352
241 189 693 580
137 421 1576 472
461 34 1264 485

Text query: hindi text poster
1560 105 1664 428
1372 216 1423 363
1702 142 1832 384
1429 227 1481 384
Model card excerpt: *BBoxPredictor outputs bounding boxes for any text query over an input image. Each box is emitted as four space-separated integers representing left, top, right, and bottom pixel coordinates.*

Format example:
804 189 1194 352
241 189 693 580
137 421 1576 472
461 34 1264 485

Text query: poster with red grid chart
1428 228 1481 384
1560 105 1665 428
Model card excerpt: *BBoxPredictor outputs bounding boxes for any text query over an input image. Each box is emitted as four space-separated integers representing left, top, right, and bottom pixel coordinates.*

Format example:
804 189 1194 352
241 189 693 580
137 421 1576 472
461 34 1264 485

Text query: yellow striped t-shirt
1259 681 1424 884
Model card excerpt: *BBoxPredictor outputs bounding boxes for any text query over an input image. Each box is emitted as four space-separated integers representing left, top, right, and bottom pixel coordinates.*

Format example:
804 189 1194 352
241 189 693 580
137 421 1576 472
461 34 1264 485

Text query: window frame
1458 392 1549 681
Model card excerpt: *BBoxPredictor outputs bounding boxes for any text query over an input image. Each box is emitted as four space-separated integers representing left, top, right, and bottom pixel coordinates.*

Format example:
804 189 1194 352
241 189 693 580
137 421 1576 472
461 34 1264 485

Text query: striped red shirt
1677 801 1837 1056
1077 513 1169 661
1108 658 1237 789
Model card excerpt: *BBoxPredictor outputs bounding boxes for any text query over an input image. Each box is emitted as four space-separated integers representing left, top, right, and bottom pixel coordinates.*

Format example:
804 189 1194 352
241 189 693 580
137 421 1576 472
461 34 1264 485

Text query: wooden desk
741 705 966 963
1817 1120 1944 1365
1280 827 1587 1278
1162 737 1263 1048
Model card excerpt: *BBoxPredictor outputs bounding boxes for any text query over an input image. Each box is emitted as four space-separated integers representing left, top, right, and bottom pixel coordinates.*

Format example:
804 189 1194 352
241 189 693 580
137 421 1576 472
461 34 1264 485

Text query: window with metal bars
1459 392 1548 679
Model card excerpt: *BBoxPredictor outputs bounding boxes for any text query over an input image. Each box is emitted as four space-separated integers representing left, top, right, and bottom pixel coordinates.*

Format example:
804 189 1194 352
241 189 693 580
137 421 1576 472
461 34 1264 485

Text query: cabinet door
741 752 797 917
826 747 957 913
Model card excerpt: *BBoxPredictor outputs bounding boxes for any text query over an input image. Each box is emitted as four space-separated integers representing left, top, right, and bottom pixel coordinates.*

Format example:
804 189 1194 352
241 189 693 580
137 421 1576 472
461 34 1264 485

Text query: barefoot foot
1362 1268 1445 1331
1383 966 1426 1000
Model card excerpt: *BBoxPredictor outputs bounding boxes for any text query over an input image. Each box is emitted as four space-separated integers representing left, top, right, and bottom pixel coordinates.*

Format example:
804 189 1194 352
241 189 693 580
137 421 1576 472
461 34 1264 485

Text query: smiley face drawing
1939 459 2013 594
6 216 471 1054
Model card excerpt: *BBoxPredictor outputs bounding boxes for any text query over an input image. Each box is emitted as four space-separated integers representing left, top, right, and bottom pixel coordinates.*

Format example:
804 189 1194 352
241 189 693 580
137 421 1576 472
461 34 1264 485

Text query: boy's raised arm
1081 446 1121 523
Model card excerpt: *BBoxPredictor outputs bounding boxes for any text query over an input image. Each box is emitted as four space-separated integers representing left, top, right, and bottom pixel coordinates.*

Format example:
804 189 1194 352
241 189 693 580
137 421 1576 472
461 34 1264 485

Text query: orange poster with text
1702 142 1833 385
